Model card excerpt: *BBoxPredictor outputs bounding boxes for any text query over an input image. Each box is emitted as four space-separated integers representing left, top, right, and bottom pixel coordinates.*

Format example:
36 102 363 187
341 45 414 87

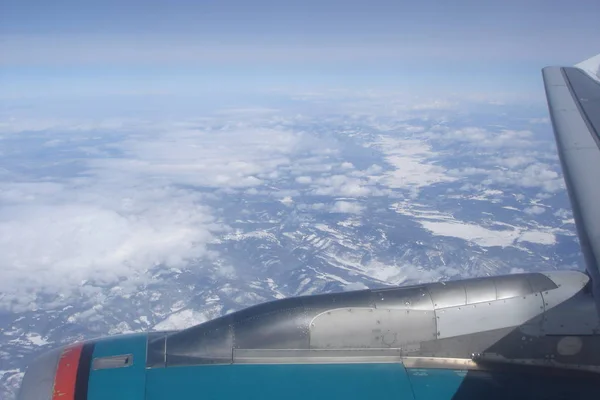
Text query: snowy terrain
0 94 581 399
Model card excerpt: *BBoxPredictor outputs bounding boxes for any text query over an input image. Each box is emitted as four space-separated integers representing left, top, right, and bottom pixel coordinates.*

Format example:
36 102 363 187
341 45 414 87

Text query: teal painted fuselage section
145 363 423 400
87 334 148 400
84 333 468 400
83 334 600 400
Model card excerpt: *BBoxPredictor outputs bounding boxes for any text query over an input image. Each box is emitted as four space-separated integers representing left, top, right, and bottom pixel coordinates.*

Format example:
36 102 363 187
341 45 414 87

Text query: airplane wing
542 53 600 314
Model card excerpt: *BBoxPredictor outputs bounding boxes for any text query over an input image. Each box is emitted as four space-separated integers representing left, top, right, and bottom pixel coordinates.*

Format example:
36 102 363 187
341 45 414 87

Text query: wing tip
541 66 560 73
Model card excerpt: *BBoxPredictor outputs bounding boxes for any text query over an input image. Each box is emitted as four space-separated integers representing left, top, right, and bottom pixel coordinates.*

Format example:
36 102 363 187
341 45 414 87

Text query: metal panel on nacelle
540 272 598 335
464 279 496 304
428 282 466 309
373 286 434 310
527 273 558 293
436 294 544 339
540 272 589 311
233 308 312 350
166 321 233 365
541 292 600 335
494 275 533 299
309 308 436 349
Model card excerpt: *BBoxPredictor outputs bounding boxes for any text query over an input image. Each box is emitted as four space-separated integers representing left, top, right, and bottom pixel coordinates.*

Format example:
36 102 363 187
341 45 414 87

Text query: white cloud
280 196 294 206
313 174 380 197
496 163 563 193
431 127 535 148
330 201 363 214
0 183 221 311
340 162 354 169
90 125 310 189
491 155 536 168
524 206 546 215
310 203 327 210
554 208 572 219
449 162 563 193
364 164 383 174
295 176 312 184
415 123 564 195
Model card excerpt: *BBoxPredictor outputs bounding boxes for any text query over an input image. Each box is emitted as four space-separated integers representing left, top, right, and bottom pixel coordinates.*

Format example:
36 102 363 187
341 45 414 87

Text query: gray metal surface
543 66 600 315
373 286 433 310
233 348 403 364
436 294 544 339
464 278 497 304
92 354 133 370
418 327 516 359
539 272 600 335
428 280 466 308
563 67 600 139
309 308 436 349
149 271 599 371
541 271 589 311
146 332 167 368
494 275 534 300
17 346 62 400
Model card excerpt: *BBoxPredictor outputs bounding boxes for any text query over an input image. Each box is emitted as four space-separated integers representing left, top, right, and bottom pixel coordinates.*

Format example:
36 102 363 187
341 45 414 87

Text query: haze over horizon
2 0 600 101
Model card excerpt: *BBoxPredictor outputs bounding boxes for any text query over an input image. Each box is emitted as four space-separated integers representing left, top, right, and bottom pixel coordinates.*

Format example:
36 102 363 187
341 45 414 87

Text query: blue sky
1 0 600 100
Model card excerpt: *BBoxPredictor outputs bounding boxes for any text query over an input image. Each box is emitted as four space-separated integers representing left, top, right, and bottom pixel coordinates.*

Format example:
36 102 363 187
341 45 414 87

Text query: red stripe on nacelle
52 344 84 400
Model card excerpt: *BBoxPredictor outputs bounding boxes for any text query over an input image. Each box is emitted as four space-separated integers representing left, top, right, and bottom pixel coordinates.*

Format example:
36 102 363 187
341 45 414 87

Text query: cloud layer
0 94 569 312
0 114 322 311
